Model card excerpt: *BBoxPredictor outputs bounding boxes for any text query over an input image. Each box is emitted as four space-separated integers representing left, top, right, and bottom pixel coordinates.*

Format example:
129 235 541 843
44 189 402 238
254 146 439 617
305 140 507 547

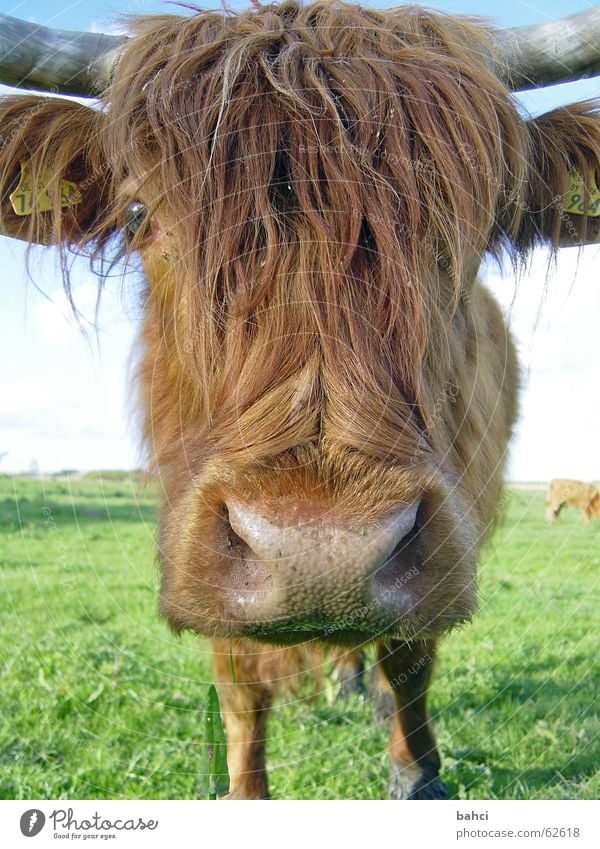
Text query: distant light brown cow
1 1 600 799
546 479 600 524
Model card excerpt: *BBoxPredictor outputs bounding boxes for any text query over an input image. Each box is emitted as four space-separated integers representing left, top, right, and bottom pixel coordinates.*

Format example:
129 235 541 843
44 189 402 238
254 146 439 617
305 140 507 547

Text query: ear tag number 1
563 169 600 217
9 162 82 216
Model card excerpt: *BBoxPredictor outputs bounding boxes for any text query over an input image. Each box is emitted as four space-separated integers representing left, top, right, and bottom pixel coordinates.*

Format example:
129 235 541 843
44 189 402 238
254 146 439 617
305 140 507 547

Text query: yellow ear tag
563 169 600 217
9 162 82 216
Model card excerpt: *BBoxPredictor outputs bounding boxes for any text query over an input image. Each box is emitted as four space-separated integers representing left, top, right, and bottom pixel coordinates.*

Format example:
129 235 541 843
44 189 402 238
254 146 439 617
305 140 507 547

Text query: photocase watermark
411 380 459 466
388 651 432 688
378 563 420 604
0 92 60 152
321 563 421 636
42 505 78 599
550 192 581 246
19 809 45 837
19 807 159 839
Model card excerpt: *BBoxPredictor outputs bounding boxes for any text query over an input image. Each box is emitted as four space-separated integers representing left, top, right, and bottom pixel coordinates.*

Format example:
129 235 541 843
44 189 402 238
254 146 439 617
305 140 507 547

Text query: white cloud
0 248 141 474
89 20 129 36
32 283 102 343
1 234 598 479
483 245 600 481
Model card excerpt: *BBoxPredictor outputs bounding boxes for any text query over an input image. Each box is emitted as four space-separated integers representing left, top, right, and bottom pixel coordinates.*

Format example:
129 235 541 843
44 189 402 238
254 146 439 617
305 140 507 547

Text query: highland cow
546 479 600 525
1 1 600 799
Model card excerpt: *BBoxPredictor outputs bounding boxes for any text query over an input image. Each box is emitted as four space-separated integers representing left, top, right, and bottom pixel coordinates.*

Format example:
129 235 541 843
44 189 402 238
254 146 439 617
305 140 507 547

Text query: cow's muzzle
218 498 424 638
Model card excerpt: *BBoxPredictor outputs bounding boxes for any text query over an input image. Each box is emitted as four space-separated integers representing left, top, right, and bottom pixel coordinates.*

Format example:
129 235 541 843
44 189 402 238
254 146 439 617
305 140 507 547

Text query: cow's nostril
220 504 272 599
389 501 421 554
223 505 257 560
370 501 423 605
227 525 255 559
373 499 420 564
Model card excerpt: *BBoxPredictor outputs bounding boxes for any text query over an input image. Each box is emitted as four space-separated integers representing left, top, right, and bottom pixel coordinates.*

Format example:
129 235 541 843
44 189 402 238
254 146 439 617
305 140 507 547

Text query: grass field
0 474 598 800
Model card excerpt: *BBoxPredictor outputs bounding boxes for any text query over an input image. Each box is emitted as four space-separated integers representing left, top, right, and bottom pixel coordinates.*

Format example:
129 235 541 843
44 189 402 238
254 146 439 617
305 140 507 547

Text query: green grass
0 475 598 799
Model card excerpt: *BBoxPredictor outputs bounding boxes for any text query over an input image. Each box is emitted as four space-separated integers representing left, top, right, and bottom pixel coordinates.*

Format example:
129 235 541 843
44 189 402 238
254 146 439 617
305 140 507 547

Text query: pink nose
222 499 421 633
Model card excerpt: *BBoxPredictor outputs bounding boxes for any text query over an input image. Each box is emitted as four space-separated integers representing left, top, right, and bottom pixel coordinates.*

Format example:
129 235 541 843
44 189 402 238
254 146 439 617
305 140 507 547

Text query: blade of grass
229 640 236 685
203 684 230 799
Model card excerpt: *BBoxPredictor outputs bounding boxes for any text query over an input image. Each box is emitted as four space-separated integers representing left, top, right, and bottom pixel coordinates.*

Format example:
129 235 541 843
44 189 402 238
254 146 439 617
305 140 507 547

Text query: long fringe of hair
1 1 600 466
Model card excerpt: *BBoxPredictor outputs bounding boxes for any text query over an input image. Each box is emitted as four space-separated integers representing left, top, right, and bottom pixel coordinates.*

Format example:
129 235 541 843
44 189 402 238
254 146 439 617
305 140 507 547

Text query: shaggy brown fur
2 0 600 799
546 479 600 525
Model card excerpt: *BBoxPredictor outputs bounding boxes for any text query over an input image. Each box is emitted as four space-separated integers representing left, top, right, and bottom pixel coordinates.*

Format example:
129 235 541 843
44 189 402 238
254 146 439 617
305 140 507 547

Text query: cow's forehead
105 4 522 247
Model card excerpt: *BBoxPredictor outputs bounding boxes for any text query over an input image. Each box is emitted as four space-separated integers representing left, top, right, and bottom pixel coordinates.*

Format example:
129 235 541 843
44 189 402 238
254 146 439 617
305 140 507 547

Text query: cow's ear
0 95 110 246
512 102 600 251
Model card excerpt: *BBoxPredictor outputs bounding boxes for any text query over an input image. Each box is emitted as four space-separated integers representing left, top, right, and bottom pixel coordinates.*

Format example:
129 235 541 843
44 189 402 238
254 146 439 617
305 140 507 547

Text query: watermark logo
19 809 46 837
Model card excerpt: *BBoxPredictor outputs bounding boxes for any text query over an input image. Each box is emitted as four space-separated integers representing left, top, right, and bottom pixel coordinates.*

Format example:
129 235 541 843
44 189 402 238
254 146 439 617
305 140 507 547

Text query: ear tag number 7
9 161 82 216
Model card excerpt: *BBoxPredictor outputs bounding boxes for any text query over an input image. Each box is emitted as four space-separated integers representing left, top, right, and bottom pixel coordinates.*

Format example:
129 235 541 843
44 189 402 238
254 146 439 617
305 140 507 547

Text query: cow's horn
495 5 600 91
0 13 128 97
1 6 600 98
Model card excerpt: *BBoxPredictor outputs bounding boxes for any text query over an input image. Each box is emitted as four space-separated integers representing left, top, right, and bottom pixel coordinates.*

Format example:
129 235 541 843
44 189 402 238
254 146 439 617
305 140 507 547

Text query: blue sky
0 0 599 478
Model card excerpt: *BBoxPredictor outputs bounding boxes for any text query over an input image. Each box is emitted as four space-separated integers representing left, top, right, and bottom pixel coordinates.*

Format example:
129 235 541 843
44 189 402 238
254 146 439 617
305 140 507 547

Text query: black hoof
407 775 448 800
389 763 448 800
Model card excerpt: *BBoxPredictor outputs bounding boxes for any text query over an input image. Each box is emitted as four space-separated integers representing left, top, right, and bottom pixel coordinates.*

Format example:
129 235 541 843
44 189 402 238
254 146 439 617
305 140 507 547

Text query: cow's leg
369 661 396 721
546 497 563 522
212 639 272 799
330 648 366 698
377 639 447 800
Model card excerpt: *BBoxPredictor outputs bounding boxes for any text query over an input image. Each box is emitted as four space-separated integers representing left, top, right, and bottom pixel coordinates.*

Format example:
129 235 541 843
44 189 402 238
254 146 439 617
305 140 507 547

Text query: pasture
0 474 598 800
